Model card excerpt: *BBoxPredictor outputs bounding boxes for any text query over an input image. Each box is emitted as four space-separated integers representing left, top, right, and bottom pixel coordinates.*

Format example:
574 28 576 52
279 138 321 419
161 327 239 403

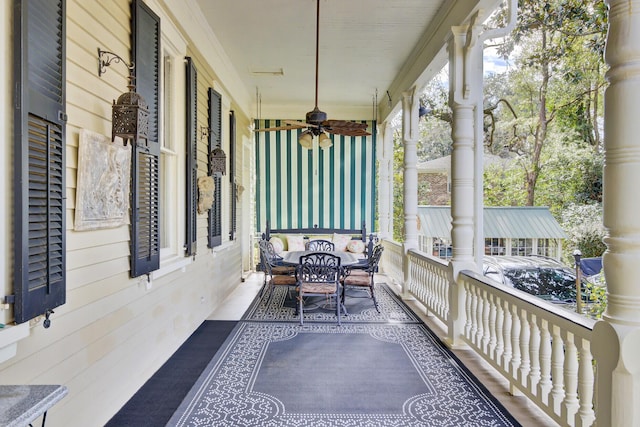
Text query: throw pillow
287 235 306 251
332 233 352 252
269 237 284 255
346 239 365 254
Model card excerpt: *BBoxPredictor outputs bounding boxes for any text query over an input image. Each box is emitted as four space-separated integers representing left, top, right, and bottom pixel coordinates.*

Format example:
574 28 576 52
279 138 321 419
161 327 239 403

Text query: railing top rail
407 248 448 266
461 269 596 333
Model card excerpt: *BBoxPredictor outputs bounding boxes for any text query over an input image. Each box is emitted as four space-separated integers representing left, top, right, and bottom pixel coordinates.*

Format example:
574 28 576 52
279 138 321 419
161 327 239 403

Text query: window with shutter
185 57 198 256
229 110 237 241
12 0 67 325
131 0 161 277
207 88 222 248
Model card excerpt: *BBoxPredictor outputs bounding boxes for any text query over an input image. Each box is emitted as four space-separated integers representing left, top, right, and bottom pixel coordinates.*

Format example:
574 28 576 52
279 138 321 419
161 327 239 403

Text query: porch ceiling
195 0 501 121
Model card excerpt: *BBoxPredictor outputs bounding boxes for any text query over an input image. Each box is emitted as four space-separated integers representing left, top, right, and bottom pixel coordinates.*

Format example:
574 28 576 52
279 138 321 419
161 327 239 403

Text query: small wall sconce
210 146 227 176
98 48 149 146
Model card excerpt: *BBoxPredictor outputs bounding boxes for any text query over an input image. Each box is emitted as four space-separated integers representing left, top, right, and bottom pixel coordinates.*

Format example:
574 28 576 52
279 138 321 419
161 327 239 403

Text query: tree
490 0 607 205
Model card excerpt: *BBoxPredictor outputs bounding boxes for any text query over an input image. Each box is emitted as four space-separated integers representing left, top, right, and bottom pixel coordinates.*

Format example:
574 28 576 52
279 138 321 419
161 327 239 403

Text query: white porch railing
379 240 597 427
407 249 449 325
379 240 404 286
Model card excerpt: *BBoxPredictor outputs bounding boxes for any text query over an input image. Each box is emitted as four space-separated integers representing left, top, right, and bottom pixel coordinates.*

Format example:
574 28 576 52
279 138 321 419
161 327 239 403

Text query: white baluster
577 339 595 427
470 286 479 345
551 326 565 415
502 301 513 372
511 306 522 378
528 314 541 394
538 320 552 405
464 282 473 338
481 291 491 352
563 334 579 425
495 298 505 366
488 294 498 359
519 310 531 388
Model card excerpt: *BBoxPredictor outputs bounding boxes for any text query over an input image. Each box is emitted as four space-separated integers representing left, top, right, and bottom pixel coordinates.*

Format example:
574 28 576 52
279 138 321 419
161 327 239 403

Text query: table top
0 384 68 427
281 251 360 266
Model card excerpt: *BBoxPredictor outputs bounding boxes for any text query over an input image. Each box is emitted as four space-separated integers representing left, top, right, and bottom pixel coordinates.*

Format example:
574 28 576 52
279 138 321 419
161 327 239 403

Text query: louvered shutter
131 0 160 277
207 88 222 248
13 0 67 324
229 110 237 241
185 57 198 256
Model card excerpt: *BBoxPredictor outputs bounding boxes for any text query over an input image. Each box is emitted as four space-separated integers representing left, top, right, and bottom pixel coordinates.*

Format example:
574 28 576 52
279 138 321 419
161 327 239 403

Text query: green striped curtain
255 119 377 232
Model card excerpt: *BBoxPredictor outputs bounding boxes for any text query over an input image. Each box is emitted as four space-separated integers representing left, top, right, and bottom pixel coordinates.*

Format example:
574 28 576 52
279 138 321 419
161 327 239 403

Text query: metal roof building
417 206 566 260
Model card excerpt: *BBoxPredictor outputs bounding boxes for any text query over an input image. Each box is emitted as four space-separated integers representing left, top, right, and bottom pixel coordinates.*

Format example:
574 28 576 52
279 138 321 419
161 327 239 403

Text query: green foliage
390 1 607 244
560 202 606 262
393 128 405 243
586 278 607 319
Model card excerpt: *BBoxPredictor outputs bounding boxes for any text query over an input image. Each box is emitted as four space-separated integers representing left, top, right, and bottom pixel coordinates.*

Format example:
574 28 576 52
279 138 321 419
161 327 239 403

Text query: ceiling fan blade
325 128 372 137
284 119 318 128
254 124 305 132
322 120 368 131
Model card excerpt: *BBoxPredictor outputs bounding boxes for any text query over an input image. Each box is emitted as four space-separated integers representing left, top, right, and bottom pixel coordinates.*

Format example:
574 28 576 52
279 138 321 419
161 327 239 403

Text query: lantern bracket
98 48 135 77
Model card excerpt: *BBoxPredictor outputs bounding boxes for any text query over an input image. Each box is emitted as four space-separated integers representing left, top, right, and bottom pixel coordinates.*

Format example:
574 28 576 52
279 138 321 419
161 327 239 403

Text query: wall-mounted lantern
98 48 149 146
210 146 227 176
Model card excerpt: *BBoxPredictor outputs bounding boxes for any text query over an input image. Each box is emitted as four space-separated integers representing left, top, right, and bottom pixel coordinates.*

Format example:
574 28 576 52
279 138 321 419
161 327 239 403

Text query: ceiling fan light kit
318 132 332 148
299 131 314 149
254 0 370 147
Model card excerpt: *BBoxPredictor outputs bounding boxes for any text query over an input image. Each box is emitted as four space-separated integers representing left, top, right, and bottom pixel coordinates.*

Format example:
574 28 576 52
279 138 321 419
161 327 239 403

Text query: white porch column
446 26 478 348
402 88 419 296
377 120 394 240
593 1 640 425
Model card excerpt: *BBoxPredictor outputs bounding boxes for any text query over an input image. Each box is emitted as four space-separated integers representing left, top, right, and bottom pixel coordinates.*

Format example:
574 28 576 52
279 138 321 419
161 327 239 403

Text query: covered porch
1 0 639 426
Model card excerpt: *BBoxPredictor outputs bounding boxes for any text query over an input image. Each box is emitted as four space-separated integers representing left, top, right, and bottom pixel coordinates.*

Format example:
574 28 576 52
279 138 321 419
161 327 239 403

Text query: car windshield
502 267 577 302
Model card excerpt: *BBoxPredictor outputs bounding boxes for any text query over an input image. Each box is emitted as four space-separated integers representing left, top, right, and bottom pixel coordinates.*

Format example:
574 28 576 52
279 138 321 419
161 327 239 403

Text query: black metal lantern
112 80 149 146
98 48 149 146
210 146 227 176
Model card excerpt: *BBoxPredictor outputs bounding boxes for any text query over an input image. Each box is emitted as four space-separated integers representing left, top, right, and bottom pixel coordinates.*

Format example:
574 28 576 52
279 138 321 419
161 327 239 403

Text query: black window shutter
207 88 222 248
13 0 67 324
229 110 237 241
185 57 197 257
131 0 160 277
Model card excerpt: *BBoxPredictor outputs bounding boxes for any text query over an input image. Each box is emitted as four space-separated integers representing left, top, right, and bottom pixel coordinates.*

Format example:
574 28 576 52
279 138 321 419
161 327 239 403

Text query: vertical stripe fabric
255 120 376 232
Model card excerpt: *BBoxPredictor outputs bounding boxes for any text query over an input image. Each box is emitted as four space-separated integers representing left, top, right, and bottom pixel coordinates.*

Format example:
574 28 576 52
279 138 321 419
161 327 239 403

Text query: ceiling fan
255 0 371 148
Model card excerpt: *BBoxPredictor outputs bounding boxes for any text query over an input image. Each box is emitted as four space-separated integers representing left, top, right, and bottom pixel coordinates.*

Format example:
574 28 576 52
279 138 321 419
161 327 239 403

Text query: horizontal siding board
66 257 131 290
66 226 130 251
66 241 130 270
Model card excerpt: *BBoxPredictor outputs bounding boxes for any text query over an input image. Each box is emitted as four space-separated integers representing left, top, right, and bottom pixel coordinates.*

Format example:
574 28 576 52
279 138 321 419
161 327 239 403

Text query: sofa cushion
332 233 352 252
271 234 288 250
346 239 365 254
287 235 306 251
269 237 284 255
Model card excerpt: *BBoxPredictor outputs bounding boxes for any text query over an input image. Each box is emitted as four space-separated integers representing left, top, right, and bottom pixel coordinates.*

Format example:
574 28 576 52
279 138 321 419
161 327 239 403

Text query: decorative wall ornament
74 129 132 230
236 183 245 201
197 176 215 214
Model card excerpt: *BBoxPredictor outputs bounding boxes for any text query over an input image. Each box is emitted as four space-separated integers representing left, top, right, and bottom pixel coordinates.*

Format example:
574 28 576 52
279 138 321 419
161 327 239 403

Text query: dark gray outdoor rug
242 283 421 324
167 321 521 426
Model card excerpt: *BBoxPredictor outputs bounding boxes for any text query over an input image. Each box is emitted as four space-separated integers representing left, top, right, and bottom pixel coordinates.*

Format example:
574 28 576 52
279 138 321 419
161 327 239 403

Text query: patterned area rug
167 322 520 427
168 283 521 427
243 283 421 324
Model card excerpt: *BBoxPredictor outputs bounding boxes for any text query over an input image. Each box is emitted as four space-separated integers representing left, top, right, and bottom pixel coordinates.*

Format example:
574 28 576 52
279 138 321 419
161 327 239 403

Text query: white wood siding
0 1 249 425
